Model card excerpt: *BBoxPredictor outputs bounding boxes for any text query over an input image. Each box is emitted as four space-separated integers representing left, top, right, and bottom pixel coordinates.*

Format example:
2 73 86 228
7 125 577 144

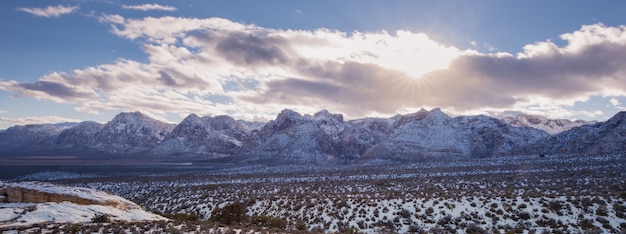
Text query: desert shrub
169 212 200 221
250 215 286 229
91 214 111 223
548 201 562 212
465 222 487 234
425 207 434 215
614 203 625 218
596 207 608 216
408 224 422 233
578 219 597 230
209 201 247 225
518 211 531 220
436 215 451 226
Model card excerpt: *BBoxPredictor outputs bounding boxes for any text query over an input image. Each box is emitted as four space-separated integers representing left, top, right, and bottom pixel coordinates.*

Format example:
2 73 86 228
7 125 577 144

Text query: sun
365 31 460 79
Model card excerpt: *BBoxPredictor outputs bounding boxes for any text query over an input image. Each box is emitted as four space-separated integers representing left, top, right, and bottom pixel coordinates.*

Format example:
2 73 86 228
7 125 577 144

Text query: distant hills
0 109 624 164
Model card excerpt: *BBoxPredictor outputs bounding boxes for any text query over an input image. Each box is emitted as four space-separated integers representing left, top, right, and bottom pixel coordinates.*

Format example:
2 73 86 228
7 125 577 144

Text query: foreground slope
0 181 166 228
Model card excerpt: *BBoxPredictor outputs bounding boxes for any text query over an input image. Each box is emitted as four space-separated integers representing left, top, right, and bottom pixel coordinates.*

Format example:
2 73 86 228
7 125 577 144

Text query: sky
1 0 626 129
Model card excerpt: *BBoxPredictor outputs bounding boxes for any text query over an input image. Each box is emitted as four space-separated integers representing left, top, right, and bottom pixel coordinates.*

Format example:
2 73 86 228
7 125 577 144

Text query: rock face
0 124 68 151
530 111 626 155
55 121 104 150
0 181 139 210
152 114 251 159
94 112 175 154
363 108 549 160
0 109 622 164
243 109 338 163
502 114 596 135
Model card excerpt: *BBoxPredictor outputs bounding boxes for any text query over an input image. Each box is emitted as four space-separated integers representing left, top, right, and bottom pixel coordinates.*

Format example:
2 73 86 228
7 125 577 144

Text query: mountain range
0 109 623 164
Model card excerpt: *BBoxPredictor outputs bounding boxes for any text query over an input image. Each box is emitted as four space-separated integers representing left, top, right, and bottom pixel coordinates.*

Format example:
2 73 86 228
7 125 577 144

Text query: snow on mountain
237 119 265 131
242 109 339 163
55 121 104 149
94 112 175 154
0 108 622 163
0 181 166 228
364 108 473 159
364 108 550 159
153 114 251 159
530 111 626 155
502 113 596 135
0 124 70 151
456 115 549 157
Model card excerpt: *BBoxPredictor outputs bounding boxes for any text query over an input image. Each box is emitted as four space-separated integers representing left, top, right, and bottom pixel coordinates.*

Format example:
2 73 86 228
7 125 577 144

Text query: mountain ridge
1 109 623 164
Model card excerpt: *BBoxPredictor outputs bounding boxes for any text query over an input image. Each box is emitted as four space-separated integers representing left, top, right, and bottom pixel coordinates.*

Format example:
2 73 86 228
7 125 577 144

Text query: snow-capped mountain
152 114 251 159
55 121 104 149
502 114 596 135
93 112 175 154
242 109 340 163
0 124 70 151
363 108 549 160
530 111 626 155
0 109 623 164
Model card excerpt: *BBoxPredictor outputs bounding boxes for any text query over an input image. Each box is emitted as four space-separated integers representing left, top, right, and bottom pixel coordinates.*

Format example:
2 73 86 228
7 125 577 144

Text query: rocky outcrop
0 181 139 210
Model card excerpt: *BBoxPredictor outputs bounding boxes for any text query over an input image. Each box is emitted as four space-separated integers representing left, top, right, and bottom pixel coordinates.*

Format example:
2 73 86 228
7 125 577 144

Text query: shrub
169 212 200 221
465 223 487 234
518 211 531 220
91 214 111 223
209 201 247 225
250 215 287 229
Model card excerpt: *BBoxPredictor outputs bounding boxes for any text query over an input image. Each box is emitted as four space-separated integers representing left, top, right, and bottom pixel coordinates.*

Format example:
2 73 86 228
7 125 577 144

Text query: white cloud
610 98 621 107
0 116 82 126
2 17 626 121
98 14 125 25
17 5 77 18
122 4 177 11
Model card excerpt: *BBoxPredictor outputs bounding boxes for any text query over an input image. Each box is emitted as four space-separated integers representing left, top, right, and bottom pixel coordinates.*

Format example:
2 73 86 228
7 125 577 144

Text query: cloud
0 116 83 127
122 4 177 11
610 98 621 107
17 5 77 18
2 16 626 121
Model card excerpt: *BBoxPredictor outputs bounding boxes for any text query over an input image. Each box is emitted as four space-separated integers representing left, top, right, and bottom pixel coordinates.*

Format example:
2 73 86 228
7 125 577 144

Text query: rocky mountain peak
502 113 596 135
313 109 344 122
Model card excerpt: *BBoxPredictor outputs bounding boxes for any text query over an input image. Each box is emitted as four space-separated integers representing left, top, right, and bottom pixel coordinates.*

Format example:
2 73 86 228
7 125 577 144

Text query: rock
2 181 140 210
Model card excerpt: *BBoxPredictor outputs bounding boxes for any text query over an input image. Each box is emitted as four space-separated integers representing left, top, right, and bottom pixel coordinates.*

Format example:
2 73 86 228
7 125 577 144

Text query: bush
91 214 111 223
465 223 487 234
170 212 200 221
209 201 247 225
518 212 531 220
250 215 287 229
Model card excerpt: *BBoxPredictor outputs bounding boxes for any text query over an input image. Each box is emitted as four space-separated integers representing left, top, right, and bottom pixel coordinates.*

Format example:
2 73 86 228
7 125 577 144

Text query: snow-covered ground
1 154 624 233
47 153 622 233
0 181 167 230
0 202 166 228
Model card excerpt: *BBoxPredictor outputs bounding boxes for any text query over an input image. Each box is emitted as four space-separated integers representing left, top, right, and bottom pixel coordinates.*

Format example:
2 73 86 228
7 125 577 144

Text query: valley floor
1 154 625 233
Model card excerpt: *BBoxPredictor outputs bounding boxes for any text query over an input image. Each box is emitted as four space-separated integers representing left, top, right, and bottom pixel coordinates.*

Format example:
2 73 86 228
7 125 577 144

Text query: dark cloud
15 81 94 100
245 37 626 116
157 69 211 89
192 31 293 67
245 62 425 115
